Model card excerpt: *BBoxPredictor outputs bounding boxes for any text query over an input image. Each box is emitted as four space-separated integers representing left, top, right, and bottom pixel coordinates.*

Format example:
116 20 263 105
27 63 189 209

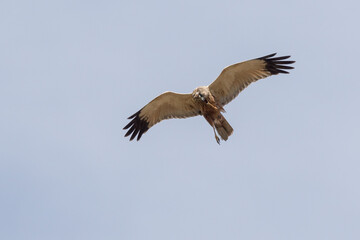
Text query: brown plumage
124 53 295 144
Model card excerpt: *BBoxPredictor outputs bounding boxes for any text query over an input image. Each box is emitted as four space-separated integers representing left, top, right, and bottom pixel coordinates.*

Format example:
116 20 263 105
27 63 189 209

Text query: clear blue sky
1 0 360 239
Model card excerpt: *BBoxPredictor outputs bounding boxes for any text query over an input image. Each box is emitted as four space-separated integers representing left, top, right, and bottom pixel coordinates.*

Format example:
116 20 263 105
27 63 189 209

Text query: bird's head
192 86 210 103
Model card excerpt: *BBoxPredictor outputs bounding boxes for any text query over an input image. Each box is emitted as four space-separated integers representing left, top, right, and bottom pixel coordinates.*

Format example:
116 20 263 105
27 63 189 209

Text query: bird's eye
199 93 203 98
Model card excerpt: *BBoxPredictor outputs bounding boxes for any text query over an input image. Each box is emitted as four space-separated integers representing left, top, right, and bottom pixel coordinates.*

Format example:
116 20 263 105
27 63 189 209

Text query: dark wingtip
124 110 149 141
258 53 295 75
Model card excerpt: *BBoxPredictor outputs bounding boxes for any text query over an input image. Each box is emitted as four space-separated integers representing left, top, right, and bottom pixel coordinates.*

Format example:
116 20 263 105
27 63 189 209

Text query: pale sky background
1 0 360 239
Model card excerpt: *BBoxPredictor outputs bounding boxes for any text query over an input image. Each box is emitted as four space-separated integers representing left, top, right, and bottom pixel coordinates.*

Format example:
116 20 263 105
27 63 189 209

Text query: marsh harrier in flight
124 53 295 144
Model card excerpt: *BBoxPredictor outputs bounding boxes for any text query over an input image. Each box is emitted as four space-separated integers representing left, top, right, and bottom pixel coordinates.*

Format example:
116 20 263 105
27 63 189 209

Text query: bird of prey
124 53 295 144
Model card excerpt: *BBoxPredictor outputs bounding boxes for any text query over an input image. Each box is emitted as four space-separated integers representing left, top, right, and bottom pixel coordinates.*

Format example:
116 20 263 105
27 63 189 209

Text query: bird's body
124 53 295 144
192 86 233 144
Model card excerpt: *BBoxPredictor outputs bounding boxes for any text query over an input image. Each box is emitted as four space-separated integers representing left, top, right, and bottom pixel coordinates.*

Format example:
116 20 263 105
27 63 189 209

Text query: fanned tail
214 114 233 141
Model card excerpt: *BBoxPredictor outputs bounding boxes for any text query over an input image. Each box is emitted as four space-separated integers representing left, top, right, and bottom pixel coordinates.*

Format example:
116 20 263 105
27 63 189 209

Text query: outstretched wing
208 53 295 106
124 92 200 141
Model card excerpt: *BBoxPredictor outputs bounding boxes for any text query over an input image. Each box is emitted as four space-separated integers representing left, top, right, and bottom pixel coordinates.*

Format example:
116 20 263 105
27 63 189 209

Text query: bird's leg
207 102 218 110
203 113 220 145
212 125 220 145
